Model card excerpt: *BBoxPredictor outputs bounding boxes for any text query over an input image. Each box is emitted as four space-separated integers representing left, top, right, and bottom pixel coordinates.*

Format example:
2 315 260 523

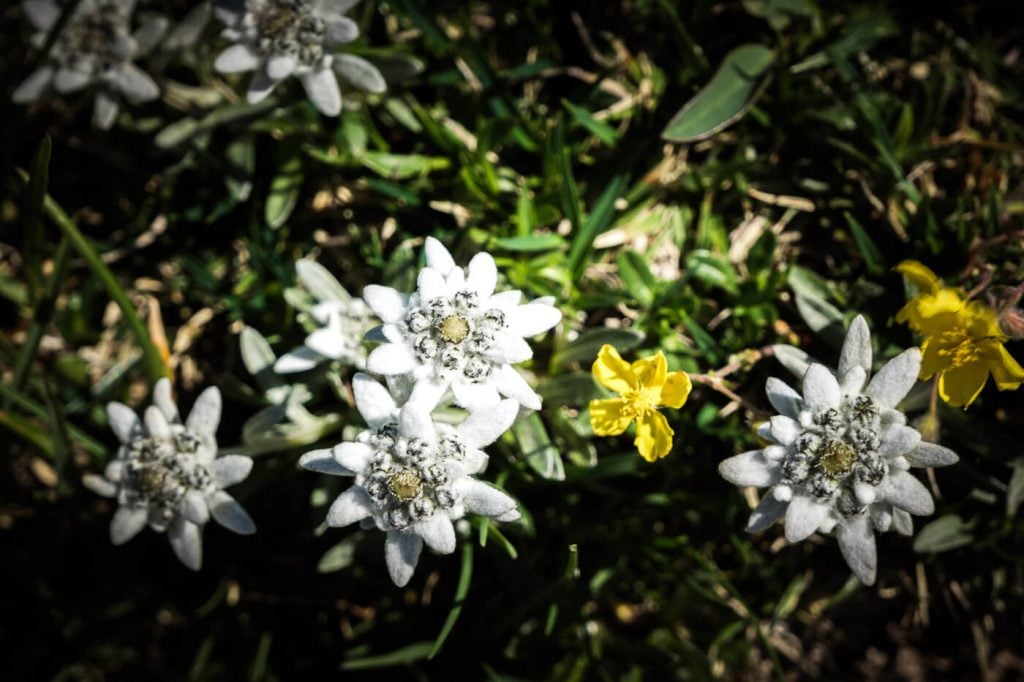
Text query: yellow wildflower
896 260 1024 407
589 344 692 462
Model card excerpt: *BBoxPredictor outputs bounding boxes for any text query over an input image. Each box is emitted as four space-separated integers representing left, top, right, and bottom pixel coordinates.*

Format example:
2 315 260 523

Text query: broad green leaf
913 514 974 554
513 412 565 481
787 265 844 343
495 234 565 252
295 259 351 303
265 155 303 229
317 538 357 573
662 44 775 142
617 251 657 306
359 151 450 179
553 327 645 370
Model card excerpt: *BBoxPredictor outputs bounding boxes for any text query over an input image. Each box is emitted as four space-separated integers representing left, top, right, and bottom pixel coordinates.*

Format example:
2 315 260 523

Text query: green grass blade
429 541 474 659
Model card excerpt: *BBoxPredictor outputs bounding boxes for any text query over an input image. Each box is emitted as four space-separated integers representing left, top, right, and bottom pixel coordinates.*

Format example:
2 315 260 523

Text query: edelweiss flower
84 379 256 570
719 316 959 585
362 237 562 411
13 0 166 129
589 344 692 462
275 259 373 373
213 0 385 116
301 374 520 586
896 260 1024 407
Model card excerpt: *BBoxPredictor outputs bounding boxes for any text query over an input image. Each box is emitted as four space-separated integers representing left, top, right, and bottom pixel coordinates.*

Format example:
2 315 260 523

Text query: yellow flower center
620 388 659 418
935 329 981 368
439 315 470 344
817 439 856 478
388 468 423 501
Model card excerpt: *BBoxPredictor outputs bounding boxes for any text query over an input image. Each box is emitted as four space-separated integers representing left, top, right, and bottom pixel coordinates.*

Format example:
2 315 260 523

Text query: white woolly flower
13 0 166 129
718 316 959 585
362 237 562 412
275 259 373 373
213 0 386 117
300 374 521 586
84 378 256 570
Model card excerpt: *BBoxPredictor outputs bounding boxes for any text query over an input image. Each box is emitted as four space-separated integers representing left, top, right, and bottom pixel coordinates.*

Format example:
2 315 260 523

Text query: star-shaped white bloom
274 259 373 373
362 237 562 412
300 373 521 586
13 0 166 129
213 0 386 116
718 316 959 585
84 378 256 570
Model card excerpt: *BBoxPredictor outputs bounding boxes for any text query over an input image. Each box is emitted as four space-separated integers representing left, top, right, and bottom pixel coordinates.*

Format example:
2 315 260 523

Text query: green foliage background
2 0 1024 679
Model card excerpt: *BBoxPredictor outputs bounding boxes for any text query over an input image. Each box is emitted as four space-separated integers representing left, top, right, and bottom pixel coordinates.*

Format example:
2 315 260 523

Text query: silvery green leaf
296 259 352 303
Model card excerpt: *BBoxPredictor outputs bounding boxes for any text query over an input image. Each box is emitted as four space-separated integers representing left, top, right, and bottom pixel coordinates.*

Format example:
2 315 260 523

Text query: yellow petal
938 362 988 408
896 260 942 295
634 410 674 462
915 288 965 321
588 398 633 436
963 300 1005 339
658 371 692 409
592 344 635 394
919 337 950 380
631 351 667 389
983 340 1024 390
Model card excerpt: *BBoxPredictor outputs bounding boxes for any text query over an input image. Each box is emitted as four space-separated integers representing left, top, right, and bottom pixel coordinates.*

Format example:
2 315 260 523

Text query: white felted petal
880 471 934 515
451 379 502 410
210 455 253 488
424 236 456 275
718 450 779 488
784 495 830 543
416 267 447 302
214 43 262 72
324 15 359 46
83 474 117 497
332 54 386 93
54 67 91 93
878 425 921 458
865 348 921 408
110 507 148 544
362 284 407 323
304 327 346 360
24 0 61 30
495 365 541 410
246 70 278 103
486 333 532 364
457 479 518 520
443 266 465 295
332 442 372 473
144 405 171 440
366 343 418 376
182 490 210 525
12 66 53 103
765 378 802 418
133 15 169 55
93 93 119 130
892 508 914 536
407 377 449 413
836 514 877 585
105 460 125 482
487 290 523 312
209 490 256 535
838 315 873 379
507 303 562 338
399 404 435 442
802 363 841 410
168 517 203 570
456 399 518 449
772 344 812 380
266 54 298 80
463 448 488 474
769 416 800 446
301 65 342 116
300 448 353 476
756 421 773 441
414 515 456 554
466 252 498 298
871 507 892 532
385 531 423 587
107 402 141 443
113 64 160 103
904 442 959 468
353 373 398 429
839 366 867 396
746 489 788 533
153 378 180 423
186 387 221 439
274 346 322 373
327 487 374 527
